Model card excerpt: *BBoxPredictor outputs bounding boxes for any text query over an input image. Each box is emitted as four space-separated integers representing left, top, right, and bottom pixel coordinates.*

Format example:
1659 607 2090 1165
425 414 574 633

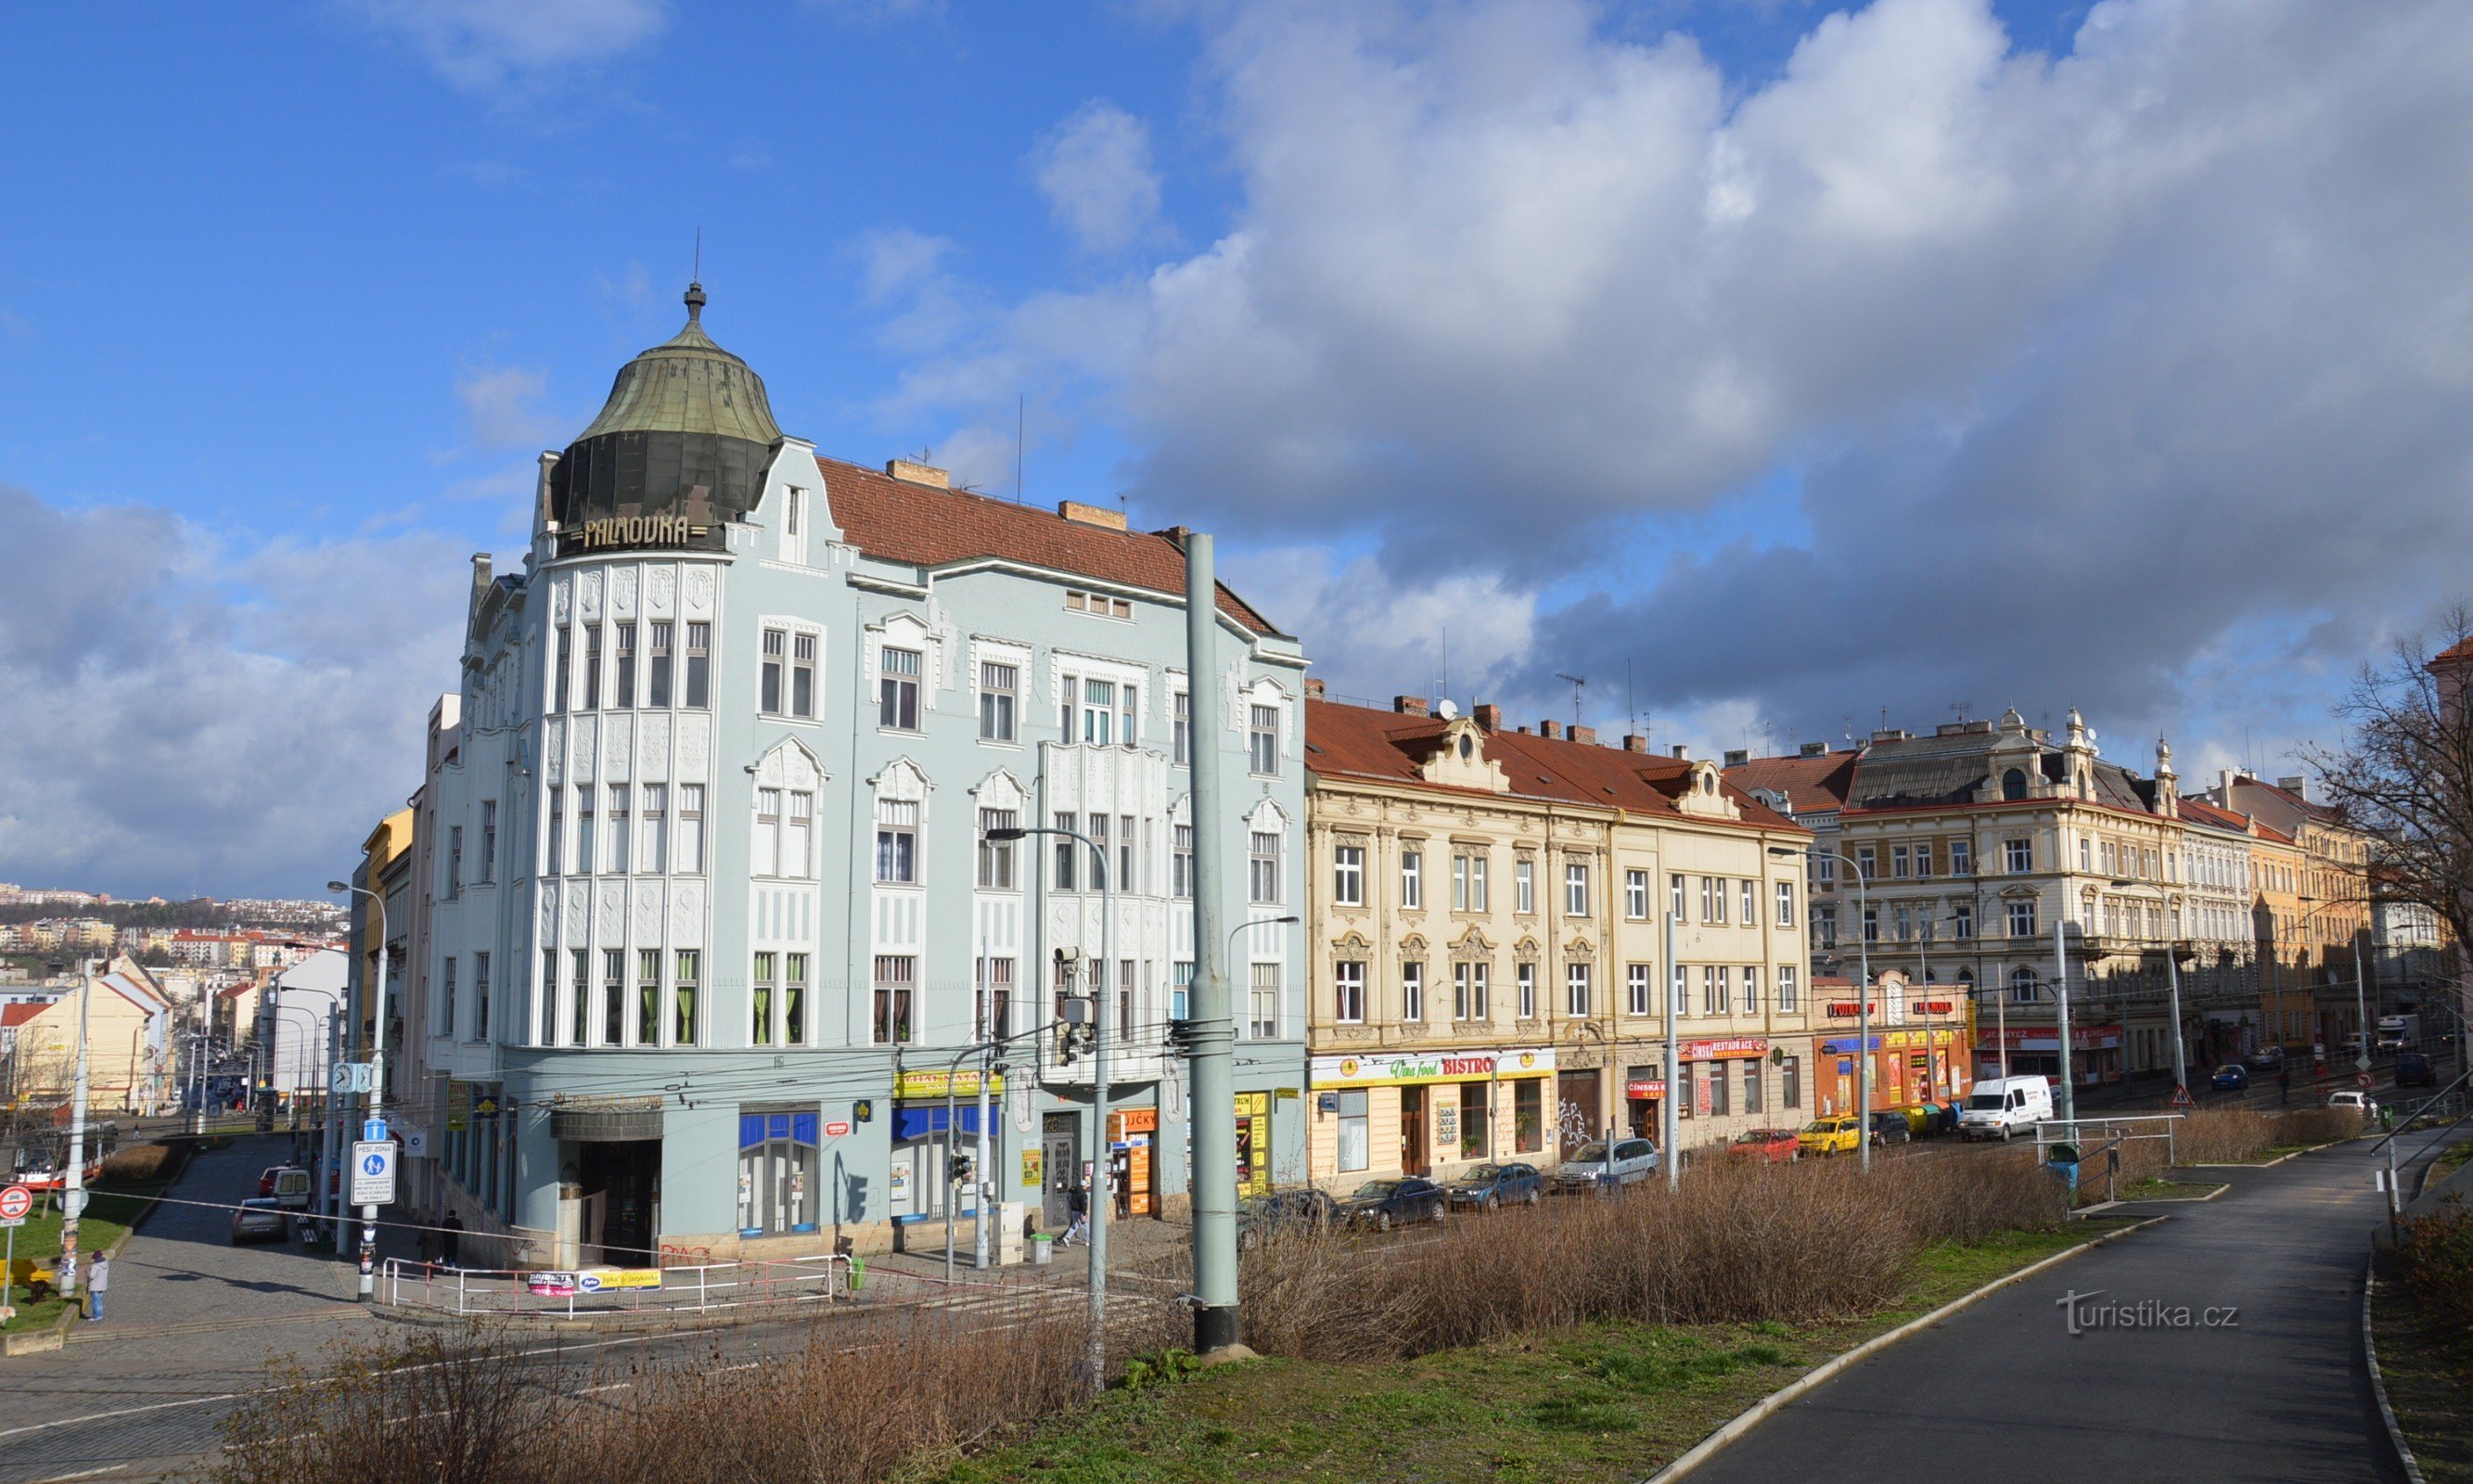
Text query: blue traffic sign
363 1118 389 1143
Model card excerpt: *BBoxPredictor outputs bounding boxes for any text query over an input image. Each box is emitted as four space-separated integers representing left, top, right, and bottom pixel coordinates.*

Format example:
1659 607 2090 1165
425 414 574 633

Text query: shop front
1974 1024 2122 1088
1308 1047 1557 1188
889 1067 1009 1235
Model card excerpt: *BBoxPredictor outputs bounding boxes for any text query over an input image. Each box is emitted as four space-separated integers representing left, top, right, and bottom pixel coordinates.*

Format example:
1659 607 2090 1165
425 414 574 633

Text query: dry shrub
1240 1153 2062 1362
2271 1107 2368 1147
2171 1107 2277 1165
212 1298 1108 1484
99 1141 177 1183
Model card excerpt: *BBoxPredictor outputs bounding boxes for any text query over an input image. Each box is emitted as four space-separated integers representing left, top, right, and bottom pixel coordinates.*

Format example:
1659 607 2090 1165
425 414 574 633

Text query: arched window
2002 768 2028 800
2008 966 2040 1003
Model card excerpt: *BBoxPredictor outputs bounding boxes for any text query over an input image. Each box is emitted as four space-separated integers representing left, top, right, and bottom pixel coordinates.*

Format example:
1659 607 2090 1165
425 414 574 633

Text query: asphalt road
1687 1134 2431 1484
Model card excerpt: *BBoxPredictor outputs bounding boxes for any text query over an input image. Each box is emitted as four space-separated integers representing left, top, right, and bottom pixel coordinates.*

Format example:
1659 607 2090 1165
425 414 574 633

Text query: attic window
1458 735 1473 760
1065 590 1133 620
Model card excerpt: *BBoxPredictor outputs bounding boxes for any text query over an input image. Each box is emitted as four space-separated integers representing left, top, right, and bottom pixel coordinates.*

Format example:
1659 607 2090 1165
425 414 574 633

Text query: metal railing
380 1254 852 1318
2033 1114 2185 1166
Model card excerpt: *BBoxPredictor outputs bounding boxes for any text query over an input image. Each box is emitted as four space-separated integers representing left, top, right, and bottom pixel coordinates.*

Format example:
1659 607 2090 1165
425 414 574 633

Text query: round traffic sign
0 1184 32 1222
2357 1071 2373 1089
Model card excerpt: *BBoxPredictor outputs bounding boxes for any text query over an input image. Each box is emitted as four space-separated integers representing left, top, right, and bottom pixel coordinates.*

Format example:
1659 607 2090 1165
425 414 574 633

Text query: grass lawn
906 1222 2130 1484
2116 1178 2226 1202
2376 1275 2473 1482
0 1149 189 1332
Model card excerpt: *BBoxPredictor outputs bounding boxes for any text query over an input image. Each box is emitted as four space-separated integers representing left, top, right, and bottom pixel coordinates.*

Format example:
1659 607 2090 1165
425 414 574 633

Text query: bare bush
98 1141 177 1183
1240 1152 2062 1362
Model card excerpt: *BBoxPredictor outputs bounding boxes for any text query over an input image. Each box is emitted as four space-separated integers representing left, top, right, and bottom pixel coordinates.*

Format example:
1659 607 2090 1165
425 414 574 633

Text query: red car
1725 1129 1800 1163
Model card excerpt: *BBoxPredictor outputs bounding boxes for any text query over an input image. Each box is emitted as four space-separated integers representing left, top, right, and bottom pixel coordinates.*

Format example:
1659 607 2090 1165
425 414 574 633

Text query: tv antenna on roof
1555 673 1586 725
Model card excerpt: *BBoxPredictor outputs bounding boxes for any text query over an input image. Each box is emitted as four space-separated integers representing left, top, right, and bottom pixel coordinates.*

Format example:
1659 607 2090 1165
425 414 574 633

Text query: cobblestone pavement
0 1133 401 1483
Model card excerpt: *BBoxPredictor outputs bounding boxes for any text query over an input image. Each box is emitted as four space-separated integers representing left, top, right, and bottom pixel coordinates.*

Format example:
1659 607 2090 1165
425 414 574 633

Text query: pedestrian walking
2276 1067 2290 1105
83 1251 109 1324
1060 1182 1089 1247
440 1209 464 1267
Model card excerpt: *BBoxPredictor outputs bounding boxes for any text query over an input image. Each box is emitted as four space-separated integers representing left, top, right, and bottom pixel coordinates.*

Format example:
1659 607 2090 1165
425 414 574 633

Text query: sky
4 0 2469 900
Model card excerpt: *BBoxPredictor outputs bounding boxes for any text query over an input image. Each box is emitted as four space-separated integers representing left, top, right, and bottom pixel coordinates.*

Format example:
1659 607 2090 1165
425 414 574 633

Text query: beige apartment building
1302 693 1813 1189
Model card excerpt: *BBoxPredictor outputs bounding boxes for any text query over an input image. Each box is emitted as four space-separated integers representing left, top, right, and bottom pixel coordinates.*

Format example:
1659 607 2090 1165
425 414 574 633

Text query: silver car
1551 1137 1660 1192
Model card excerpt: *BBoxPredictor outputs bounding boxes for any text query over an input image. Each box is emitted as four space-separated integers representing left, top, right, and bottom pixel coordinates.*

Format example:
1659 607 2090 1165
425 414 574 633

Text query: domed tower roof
548 283 784 551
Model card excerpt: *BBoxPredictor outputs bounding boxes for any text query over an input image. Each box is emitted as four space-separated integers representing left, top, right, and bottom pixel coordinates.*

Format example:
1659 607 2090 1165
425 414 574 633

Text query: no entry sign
0 1184 32 1222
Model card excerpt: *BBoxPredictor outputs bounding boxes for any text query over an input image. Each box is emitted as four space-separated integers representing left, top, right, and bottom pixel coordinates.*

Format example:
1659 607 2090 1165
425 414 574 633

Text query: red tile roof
1723 751 1858 815
2175 796 2252 833
816 457 1281 635
1305 698 1806 836
0 1003 47 1029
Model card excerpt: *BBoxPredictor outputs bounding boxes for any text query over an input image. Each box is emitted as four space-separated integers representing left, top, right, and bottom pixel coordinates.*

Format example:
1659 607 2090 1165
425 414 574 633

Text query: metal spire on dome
685 279 707 322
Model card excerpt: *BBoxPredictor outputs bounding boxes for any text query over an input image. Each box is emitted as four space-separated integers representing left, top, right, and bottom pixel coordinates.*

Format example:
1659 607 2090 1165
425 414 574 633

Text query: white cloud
0 484 469 899
342 0 667 91
1032 101 1168 255
874 0 2473 763
455 364 559 451
1223 545 1539 704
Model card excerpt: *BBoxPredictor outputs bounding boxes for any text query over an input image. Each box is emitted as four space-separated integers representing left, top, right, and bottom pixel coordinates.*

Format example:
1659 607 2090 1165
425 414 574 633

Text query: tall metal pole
1801 851 1873 1171
2053 913 2076 1126
1662 907 1679 1191
1088 855 1113 1390
332 884 391 1301
973 1046 995 1272
58 958 93 1301
1184 531 1241 1356
2354 936 2373 1076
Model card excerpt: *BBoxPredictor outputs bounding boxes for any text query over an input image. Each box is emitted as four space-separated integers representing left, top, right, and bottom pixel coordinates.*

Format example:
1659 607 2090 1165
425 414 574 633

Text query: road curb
2363 1257 2426 1484
1641 1217 2169 1484
2183 1136 2359 1171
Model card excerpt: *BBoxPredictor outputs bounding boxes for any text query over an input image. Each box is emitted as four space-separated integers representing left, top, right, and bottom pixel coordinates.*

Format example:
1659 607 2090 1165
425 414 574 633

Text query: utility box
994 1201 1026 1264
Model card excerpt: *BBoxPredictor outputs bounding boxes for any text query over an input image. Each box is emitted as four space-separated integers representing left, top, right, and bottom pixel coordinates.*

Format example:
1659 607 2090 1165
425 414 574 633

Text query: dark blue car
2212 1064 2249 1091
1445 1161 1544 1210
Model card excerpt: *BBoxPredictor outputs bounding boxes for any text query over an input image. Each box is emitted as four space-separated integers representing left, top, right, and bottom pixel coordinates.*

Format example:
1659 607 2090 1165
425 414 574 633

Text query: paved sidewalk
1689 1137 2427 1484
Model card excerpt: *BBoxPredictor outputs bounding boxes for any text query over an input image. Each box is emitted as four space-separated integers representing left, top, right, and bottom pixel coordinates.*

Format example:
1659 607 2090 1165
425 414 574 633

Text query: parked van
1958 1075 2055 1141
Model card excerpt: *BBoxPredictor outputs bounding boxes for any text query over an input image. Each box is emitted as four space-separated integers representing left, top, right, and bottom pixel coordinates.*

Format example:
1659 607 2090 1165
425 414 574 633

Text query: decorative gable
1675 760 1742 821
1420 716 1509 793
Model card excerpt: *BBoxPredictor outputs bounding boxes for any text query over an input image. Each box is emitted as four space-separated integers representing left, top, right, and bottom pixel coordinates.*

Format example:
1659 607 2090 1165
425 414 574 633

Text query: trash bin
846 1255 865 1292
1029 1233 1053 1266
2045 1142 2081 1195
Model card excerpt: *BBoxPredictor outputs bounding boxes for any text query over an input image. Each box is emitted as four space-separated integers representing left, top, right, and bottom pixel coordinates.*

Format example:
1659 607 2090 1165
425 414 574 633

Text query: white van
1958 1076 2055 1141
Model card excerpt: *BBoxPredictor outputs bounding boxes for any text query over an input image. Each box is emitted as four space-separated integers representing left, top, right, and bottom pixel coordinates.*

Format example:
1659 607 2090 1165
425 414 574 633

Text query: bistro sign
1311 1046 1557 1088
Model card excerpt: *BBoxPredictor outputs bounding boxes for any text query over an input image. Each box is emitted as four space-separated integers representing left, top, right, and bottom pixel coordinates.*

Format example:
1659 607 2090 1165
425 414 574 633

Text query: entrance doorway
578 1140 659 1265
1041 1113 1080 1234
1400 1086 1428 1175
1557 1069 1602 1146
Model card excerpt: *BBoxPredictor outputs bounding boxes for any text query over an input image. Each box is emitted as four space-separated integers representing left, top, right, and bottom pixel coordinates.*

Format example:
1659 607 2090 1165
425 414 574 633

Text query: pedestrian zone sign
349 1141 397 1206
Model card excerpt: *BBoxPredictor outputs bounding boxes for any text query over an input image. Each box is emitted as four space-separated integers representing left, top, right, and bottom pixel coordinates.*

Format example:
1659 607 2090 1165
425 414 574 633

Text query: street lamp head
1767 846 1800 857
327 880 351 894
987 827 1029 843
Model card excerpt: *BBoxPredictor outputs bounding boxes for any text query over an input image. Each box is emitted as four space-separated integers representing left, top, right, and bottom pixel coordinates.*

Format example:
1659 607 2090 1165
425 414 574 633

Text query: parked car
1958 1075 2056 1141
1726 1129 1800 1164
265 1166 312 1210
2327 1090 2379 1120
2212 1064 2249 1092
2246 1044 2287 1069
1339 1177 1450 1231
257 1166 285 1196
2394 1051 2437 1088
1236 1188 1337 1250
1799 1116 1864 1157
1445 1162 1544 1210
231 1196 288 1245
1551 1138 1661 1192
1867 1112 1912 1147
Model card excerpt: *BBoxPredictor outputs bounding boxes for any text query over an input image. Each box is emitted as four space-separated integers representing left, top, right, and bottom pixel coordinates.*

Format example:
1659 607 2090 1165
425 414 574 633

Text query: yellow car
1798 1116 1864 1157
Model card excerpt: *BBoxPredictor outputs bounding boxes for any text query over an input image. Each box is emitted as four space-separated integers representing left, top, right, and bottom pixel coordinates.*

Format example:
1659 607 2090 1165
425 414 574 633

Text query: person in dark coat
440 1209 464 1267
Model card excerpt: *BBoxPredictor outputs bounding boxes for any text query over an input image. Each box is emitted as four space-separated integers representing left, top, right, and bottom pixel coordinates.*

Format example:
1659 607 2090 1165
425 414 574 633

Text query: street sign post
0 1183 29 1321
349 1142 396 1207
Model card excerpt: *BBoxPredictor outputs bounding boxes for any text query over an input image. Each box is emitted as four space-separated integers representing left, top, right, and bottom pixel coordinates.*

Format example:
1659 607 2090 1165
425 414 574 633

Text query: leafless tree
2300 608 2473 1030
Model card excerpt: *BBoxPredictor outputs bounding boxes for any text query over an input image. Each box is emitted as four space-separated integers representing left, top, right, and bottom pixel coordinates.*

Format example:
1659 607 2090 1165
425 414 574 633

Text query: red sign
0 1183 31 1222
1624 1080 1668 1100
1679 1037 1769 1060
823 1120 852 1138
1826 1003 1879 1018
1917 1001 1954 1015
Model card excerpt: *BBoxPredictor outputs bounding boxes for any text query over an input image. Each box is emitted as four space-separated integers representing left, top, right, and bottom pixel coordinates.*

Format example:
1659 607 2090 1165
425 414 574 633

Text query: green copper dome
548 283 784 551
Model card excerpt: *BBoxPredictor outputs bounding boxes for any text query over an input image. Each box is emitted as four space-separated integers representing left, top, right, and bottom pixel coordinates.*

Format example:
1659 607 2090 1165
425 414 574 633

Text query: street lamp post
988 824 1113 1393
2110 879 2187 1101
1779 847 1871 1172
2297 896 2375 1081
327 881 388 1301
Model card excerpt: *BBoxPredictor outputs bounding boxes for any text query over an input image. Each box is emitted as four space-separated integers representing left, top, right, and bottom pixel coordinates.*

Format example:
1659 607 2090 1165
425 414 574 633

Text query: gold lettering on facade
570 515 707 551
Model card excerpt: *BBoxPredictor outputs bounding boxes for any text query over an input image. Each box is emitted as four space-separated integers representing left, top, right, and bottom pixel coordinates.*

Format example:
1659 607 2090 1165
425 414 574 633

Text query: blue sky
5 0 2468 897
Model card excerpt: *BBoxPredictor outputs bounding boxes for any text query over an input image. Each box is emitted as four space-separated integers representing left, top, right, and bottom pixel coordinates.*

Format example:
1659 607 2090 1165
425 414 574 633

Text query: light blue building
407 286 1309 1264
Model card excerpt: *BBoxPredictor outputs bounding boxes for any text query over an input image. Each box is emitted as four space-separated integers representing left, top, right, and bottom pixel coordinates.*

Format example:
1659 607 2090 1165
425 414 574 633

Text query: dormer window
1066 590 1133 620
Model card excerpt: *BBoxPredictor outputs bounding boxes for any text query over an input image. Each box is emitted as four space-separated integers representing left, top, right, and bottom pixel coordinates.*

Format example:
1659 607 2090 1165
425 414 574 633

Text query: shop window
1337 1090 1370 1171
737 1109 819 1235
1743 1060 1762 1114
1514 1079 1544 1153
1783 1055 1801 1108
1459 1083 1489 1158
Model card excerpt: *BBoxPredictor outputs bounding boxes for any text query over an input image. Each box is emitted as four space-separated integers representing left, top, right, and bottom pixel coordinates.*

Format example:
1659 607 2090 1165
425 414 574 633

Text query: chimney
1622 734 1648 753
1572 724 1597 746
1540 719 1563 739
1057 499 1128 531
1518 724 1532 735
1474 703 1502 730
1671 745 1689 760
1723 748 1749 768
1393 695 1429 716
1799 741 1827 758
884 458 949 489
1305 677 1326 699
2276 774 2311 801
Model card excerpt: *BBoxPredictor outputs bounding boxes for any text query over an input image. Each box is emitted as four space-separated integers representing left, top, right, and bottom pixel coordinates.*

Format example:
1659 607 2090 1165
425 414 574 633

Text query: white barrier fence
381 1254 852 1318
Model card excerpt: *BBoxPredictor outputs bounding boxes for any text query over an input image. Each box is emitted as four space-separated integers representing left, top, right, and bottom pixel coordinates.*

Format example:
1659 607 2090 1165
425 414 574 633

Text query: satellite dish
1436 698 1460 720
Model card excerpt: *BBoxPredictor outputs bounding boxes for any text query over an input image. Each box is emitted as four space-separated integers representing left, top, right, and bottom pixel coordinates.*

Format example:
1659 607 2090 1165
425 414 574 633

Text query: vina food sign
1311 1047 1556 1088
